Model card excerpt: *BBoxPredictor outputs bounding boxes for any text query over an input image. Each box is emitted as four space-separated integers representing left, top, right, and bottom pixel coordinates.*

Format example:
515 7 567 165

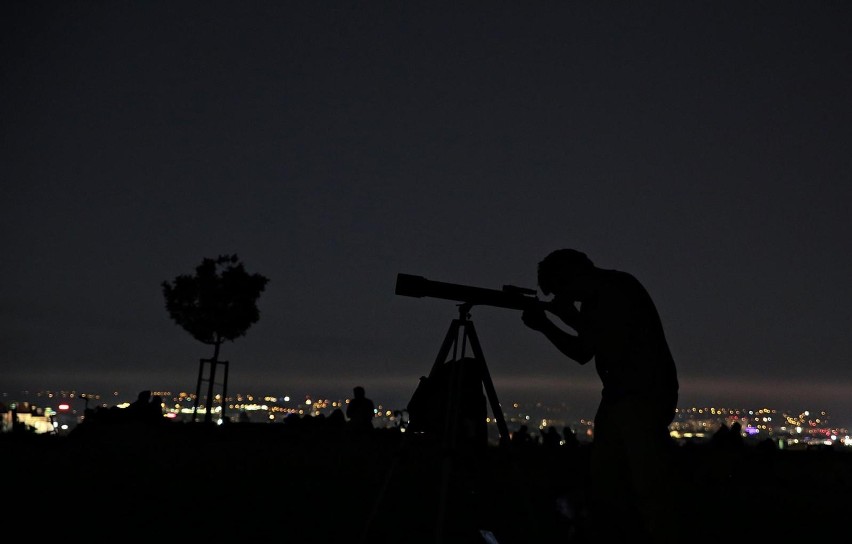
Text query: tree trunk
203 340 221 424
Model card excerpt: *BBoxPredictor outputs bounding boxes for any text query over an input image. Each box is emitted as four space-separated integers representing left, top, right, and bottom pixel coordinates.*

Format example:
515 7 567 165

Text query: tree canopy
162 254 270 346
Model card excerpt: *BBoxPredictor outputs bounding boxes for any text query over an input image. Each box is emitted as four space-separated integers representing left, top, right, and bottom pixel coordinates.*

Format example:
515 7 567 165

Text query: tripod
426 302 511 448
428 303 513 543
359 303 514 544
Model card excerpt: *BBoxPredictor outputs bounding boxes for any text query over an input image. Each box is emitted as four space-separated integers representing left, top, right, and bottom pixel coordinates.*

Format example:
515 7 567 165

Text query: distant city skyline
6 372 849 418
7 383 848 457
5 381 848 433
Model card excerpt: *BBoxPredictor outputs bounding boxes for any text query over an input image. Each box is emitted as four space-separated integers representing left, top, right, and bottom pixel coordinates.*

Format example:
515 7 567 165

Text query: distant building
1 401 57 434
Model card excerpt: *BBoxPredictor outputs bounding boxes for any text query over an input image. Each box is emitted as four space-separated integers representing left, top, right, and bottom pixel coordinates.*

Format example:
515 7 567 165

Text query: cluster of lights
7 391 852 447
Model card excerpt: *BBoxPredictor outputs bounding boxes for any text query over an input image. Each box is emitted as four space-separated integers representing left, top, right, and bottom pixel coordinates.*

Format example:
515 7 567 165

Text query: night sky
2 2 851 426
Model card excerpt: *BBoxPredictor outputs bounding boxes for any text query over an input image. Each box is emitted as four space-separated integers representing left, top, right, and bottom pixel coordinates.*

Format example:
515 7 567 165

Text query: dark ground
4 421 852 543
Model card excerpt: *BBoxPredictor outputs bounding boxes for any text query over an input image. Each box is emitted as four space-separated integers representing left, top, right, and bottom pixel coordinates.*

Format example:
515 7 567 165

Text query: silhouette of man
562 425 580 450
127 390 152 422
541 425 562 449
521 249 681 543
146 394 164 422
511 424 534 447
346 386 375 432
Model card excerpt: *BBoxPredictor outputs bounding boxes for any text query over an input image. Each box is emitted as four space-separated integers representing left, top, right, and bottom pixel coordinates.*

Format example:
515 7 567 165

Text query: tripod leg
431 319 462 375
463 321 511 446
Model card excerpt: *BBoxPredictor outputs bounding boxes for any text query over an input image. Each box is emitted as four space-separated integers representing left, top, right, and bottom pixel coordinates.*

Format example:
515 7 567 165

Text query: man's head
537 249 595 297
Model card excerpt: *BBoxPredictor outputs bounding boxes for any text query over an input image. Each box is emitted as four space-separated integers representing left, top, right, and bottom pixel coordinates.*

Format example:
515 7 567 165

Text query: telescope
395 273 549 312
395 272 548 448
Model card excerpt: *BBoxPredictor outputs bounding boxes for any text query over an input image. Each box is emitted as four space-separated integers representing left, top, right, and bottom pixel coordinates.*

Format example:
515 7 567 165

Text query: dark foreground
4 422 852 543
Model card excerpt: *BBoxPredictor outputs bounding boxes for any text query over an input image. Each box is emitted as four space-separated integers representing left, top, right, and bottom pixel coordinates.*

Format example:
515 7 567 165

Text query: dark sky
2 1 851 426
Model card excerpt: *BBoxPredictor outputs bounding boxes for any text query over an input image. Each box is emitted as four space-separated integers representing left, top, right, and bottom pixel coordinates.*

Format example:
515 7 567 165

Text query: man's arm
547 297 582 330
522 307 594 364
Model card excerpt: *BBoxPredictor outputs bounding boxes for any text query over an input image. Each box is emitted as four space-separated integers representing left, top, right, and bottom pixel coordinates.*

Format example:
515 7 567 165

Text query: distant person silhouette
126 390 164 424
541 425 562 449
512 424 534 446
562 426 580 450
328 407 346 428
128 390 153 422
727 421 744 448
711 421 744 449
346 386 375 432
710 421 731 445
148 395 164 421
521 249 681 543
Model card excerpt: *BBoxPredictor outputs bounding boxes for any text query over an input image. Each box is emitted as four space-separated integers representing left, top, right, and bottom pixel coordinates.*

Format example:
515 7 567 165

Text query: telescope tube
395 273 548 311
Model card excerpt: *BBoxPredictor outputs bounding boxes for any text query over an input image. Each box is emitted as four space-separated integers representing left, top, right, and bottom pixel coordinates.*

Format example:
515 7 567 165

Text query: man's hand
522 308 551 332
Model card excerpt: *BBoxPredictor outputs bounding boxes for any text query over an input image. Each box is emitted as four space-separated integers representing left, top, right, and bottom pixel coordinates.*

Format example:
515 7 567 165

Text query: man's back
583 269 678 409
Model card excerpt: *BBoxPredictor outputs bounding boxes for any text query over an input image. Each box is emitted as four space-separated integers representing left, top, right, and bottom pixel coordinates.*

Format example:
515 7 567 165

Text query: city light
2 389 849 450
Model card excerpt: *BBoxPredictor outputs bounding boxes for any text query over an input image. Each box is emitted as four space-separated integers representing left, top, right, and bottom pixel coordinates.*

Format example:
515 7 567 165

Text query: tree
162 254 269 422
